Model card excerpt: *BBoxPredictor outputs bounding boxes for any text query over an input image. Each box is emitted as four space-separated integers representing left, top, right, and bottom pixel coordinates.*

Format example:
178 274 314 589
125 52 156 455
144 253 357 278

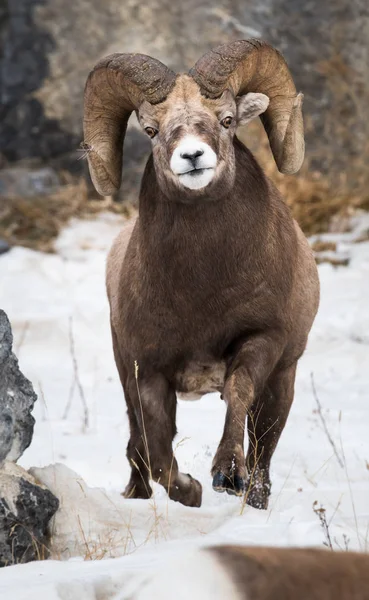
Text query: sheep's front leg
127 372 202 508
212 332 284 499
245 362 297 510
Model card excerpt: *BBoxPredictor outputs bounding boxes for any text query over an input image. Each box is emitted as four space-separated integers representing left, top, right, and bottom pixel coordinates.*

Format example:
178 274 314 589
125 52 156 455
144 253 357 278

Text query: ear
237 93 270 126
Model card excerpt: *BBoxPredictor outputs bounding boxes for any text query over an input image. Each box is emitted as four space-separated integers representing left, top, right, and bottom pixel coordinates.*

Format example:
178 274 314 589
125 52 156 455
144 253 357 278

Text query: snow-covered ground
0 212 368 598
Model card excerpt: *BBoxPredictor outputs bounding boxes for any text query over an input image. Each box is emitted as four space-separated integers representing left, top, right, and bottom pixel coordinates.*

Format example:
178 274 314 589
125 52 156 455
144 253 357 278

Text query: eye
145 126 158 139
221 116 233 129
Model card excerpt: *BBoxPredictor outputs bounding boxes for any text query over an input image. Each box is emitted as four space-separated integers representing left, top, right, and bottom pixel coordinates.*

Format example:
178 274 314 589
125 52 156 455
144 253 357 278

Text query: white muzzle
170 135 217 190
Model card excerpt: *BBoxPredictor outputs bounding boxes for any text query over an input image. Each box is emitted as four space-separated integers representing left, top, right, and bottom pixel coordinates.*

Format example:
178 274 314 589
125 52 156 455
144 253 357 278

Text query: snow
130 548 242 600
0 211 368 598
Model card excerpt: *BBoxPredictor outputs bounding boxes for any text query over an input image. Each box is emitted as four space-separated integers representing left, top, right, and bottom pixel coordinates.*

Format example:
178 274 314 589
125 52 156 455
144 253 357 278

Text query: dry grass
311 374 345 469
0 176 131 253
4 521 52 566
62 316 89 432
313 501 334 551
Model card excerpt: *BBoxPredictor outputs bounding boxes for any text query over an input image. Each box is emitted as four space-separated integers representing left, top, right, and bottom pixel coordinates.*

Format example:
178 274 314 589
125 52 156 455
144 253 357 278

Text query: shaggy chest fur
116 171 296 382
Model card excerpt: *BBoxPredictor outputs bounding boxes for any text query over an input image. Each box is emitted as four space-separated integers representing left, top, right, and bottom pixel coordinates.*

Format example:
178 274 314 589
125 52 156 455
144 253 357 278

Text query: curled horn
189 39 304 175
83 54 176 195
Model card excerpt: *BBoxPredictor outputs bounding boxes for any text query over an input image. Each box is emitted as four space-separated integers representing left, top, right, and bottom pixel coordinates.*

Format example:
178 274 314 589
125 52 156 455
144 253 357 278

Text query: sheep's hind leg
245 363 297 510
127 372 202 508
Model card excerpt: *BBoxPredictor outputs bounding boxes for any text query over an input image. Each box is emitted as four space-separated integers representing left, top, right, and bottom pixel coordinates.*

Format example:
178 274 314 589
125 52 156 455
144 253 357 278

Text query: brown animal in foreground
83 39 320 509
134 545 369 599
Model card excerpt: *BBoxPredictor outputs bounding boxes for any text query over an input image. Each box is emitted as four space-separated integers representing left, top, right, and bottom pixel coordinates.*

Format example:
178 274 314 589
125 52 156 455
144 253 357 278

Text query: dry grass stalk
339 436 362 551
62 316 89 431
334 533 351 552
15 320 30 356
311 373 344 468
313 501 334 551
8 521 51 565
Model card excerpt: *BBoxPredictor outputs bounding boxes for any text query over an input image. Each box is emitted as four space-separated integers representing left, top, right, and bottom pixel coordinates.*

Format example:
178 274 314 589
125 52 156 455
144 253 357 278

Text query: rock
0 240 10 255
0 166 60 199
0 462 59 566
0 310 37 464
0 311 59 566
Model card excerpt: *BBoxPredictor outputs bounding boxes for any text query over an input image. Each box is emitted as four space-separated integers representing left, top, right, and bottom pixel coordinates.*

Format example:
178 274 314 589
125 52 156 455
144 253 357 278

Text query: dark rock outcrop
0 240 10 255
0 310 59 566
0 463 59 566
0 310 37 464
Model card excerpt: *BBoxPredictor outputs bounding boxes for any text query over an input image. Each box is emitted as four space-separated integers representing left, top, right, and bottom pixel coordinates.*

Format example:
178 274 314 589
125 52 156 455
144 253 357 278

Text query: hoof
244 488 269 510
169 473 202 508
244 470 271 510
123 479 152 500
212 471 245 496
212 472 226 493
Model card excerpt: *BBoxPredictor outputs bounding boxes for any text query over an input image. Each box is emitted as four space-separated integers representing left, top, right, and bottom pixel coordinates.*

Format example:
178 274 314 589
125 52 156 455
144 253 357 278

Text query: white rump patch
135 548 242 600
170 134 217 190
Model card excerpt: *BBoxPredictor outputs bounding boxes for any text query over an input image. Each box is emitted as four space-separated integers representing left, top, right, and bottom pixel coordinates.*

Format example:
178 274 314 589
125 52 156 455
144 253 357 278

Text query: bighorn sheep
83 39 319 509
134 545 369 600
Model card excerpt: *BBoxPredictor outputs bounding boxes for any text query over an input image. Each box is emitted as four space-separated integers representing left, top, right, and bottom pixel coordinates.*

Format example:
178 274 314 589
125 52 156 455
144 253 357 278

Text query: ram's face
138 75 269 200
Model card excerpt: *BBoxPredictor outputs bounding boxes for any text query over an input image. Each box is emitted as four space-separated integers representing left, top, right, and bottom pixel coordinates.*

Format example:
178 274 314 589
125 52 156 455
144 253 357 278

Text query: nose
180 149 204 164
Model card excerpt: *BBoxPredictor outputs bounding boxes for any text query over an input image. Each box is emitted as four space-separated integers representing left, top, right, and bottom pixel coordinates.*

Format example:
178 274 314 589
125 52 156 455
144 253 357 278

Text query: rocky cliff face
1 0 368 200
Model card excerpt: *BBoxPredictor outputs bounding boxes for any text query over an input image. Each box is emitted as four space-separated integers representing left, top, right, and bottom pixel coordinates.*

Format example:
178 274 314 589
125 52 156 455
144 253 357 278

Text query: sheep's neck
141 140 268 218
136 142 273 290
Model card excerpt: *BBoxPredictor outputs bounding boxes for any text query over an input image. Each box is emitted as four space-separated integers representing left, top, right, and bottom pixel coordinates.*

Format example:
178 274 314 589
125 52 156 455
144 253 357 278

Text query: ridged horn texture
190 39 304 175
83 54 176 195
